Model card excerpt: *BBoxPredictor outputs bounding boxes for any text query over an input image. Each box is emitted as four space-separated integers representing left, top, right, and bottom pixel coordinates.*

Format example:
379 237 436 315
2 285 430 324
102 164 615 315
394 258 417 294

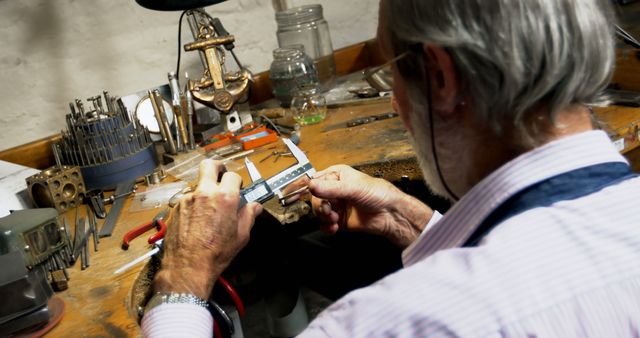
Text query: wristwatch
143 292 236 336
144 292 210 316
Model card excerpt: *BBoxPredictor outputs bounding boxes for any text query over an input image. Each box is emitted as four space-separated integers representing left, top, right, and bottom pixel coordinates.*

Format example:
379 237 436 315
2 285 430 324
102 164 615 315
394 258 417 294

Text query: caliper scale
240 138 315 207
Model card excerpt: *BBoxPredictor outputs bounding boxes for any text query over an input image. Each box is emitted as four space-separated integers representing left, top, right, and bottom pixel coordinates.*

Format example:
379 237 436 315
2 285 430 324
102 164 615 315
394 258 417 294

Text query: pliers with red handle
121 208 169 250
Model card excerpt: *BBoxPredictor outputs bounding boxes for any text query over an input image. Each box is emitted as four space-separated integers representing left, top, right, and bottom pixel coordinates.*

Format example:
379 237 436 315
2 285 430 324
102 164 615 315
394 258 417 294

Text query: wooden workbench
44 99 411 337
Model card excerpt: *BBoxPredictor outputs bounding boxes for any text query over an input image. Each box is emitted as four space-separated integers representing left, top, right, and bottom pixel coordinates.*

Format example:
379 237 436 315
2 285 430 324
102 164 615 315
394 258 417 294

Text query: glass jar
276 4 336 90
269 46 320 107
290 87 327 125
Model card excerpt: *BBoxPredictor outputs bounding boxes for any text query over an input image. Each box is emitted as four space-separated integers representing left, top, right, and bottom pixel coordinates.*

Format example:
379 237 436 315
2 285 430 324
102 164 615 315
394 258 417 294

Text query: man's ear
422 44 460 116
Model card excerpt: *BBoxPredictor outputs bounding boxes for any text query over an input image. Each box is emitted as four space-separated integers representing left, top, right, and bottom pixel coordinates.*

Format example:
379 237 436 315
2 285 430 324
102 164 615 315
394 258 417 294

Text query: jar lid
276 4 324 26
272 47 304 60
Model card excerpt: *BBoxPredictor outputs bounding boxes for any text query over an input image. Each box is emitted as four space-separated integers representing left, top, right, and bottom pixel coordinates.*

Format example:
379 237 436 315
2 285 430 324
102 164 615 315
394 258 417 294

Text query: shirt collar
402 130 628 266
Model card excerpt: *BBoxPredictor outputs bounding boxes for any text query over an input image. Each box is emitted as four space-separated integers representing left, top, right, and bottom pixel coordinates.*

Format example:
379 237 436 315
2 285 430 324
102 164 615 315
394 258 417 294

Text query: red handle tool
121 209 169 250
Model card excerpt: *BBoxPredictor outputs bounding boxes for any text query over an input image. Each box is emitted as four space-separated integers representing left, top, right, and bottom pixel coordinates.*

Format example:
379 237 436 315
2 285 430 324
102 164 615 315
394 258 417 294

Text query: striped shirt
143 130 640 337
300 130 640 337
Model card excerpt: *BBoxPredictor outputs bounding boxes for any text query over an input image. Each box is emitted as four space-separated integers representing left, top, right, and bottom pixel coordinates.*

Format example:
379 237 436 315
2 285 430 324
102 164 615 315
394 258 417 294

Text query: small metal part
86 205 99 251
87 95 103 114
278 185 309 205
104 91 114 113
104 186 136 204
54 252 69 279
62 217 73 258
213 142 244 157
86 190 107 219
75 99 86 115
144 168 165 186
260 151 277 163
348 87 380 98
170 97 184 152
168 71 182 105
80 246 87 270
83 239 90 269
52 144 62 167
50 270 68 291
323 112 399 132
72 216 85 264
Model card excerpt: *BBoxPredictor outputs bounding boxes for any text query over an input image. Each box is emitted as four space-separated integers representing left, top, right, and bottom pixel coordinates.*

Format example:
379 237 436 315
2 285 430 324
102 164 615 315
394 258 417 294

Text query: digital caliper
239 138 315 207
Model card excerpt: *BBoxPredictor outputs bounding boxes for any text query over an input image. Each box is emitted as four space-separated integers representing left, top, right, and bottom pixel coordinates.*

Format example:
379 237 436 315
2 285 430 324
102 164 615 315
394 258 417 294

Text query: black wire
176 10 188 82
425 61 460 201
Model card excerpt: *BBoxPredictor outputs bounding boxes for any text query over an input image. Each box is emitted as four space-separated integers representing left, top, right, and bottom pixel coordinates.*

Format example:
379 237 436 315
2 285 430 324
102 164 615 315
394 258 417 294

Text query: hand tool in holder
150 89 178 155
168 72 189 151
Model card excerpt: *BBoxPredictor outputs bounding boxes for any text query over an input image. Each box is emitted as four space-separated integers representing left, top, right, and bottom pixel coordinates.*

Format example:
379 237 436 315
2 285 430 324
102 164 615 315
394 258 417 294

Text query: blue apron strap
464 162 637 247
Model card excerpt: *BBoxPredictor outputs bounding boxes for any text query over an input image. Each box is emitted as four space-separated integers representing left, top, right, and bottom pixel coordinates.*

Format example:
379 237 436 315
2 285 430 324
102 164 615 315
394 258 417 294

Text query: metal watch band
144 292 209 316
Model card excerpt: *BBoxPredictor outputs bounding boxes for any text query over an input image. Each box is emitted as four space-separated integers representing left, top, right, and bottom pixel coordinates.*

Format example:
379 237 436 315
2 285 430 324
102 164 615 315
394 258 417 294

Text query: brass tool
184 74 196 149
168 72 189 149
150 89 177 155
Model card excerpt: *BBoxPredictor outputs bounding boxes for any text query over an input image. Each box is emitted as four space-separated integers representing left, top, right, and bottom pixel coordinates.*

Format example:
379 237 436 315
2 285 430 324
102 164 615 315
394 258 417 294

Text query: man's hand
153 159 262 300
298 164 433 248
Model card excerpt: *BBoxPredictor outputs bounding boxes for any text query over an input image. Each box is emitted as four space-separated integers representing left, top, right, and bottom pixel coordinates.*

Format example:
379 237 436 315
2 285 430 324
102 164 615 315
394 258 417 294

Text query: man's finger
320 223 339 235
218 170 243 192
309 179 355 200
196 160 225 193
237 202 263 236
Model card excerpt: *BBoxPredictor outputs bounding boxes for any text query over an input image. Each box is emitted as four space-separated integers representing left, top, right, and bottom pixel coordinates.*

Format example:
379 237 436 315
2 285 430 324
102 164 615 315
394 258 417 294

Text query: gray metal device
0 251 53 335
239 138 315 207
0 208 67 268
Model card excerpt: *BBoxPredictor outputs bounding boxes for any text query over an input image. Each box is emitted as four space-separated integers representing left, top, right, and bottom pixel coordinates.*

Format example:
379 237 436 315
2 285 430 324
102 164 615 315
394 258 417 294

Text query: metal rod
52 144 62 167
184 75 196 150
186 10 208 70
150 90 177 155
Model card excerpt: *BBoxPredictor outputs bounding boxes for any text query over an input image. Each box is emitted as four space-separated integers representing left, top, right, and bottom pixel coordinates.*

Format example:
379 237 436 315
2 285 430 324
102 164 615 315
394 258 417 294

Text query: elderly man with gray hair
141 0 640 336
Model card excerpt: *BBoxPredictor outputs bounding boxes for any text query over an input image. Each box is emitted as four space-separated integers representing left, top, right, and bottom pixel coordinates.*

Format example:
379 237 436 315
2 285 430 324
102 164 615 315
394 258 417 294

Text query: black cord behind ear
425 60 460 201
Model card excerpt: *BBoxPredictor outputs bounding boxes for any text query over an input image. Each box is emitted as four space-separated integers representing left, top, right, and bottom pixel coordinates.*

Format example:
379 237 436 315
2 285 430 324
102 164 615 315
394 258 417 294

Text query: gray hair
385 0 616 143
